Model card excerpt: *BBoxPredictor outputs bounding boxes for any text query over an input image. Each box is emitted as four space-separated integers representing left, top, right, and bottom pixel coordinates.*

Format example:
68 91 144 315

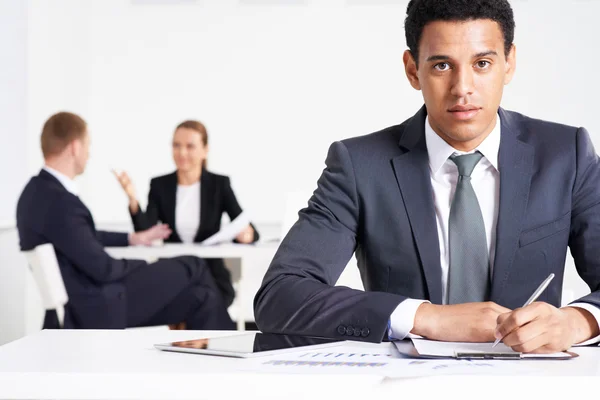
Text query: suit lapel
392 107 443 304
490 109 534 300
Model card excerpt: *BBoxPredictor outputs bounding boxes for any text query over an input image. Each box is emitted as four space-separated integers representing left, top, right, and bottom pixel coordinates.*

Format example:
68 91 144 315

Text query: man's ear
403 50 421 91
504 44 516 85
68 140 77 157
70 138 82 157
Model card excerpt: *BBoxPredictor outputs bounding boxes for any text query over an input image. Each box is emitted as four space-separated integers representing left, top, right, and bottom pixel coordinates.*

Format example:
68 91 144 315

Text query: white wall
0 0 28 225
23 0 424 226
20 0 600 226
26 0 93 175
0 0 29 345
24 0 600 226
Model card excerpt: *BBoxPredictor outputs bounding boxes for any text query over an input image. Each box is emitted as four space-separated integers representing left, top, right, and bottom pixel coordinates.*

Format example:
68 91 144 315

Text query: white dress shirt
389 115 600 346
43 166 79 196
175 182 201 244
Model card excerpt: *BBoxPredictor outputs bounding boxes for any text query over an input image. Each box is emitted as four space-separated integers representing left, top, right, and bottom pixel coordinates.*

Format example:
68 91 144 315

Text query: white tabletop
0 329 383 399
0 329 598 400
106 242 280 259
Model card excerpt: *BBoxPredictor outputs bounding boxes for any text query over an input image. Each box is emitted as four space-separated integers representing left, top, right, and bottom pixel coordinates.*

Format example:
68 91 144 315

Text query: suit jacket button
346 325 354 336
337 325 346 335
353 328 361 337
118 292 124 300
361 328 370 337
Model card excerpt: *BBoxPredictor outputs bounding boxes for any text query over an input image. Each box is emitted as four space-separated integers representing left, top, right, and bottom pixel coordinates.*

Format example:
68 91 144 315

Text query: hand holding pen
493 272 599 353
492 273 555 348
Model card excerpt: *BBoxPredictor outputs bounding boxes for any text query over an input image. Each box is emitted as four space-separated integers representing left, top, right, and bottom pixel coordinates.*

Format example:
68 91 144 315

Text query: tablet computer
154 332 346 358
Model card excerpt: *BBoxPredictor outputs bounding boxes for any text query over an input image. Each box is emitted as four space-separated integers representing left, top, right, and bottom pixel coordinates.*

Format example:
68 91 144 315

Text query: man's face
403 19 516 151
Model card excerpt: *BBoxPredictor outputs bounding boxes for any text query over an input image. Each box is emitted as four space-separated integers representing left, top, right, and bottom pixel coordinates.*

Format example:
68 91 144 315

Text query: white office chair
22 243 69 328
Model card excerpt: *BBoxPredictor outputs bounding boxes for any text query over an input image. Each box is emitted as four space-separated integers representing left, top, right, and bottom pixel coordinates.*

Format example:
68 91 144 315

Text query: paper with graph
239 344 535 377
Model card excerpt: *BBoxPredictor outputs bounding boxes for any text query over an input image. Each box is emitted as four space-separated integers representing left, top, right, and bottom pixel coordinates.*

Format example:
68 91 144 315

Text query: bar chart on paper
297 350 392 359
264 360 387 368
264 349 393 368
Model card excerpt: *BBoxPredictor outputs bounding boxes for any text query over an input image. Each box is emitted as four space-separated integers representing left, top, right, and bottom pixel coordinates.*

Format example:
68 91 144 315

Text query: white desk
0 329 598 400
106 243 280 331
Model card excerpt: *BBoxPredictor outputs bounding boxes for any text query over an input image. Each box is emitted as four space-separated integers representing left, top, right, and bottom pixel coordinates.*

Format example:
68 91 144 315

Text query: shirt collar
424 113 501 175
43 165 79 196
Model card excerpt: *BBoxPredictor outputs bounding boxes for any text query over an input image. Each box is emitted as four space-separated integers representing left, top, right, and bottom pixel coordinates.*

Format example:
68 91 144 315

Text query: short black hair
405 0 515 65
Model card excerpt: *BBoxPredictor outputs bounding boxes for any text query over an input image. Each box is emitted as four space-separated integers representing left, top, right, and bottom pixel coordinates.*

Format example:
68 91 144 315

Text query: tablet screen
155 332 345 357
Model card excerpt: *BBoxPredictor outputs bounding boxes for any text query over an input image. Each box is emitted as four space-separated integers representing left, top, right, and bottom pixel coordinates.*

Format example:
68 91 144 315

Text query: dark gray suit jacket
254 106 600 343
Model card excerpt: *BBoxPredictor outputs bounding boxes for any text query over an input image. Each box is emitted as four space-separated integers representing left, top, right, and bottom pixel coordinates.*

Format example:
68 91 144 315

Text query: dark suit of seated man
254 0 600 353
17 112 235 330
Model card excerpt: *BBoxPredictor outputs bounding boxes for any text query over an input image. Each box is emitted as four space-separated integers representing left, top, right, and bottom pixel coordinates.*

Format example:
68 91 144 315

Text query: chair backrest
22 243 69 327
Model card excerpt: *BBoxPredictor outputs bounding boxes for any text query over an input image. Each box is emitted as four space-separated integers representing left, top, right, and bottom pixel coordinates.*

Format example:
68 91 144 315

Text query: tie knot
450 152 483 177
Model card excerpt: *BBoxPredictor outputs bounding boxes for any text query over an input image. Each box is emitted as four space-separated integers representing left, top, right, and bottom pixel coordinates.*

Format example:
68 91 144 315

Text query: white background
1 0 598 344
13 0 600 225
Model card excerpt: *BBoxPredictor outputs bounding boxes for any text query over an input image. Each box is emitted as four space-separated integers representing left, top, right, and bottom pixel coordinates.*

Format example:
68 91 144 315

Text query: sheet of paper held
199 212 251 245
410 338 569 359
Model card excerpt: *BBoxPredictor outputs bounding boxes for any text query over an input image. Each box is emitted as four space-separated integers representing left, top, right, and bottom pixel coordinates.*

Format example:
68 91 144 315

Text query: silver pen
492 273 555 348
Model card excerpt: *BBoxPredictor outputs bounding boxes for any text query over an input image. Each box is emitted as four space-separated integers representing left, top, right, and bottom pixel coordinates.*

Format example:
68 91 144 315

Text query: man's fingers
496 305 541 339
507 329 551 354
496 311 510 326
156 225 172 236
501 318 546 348
148 224 172 240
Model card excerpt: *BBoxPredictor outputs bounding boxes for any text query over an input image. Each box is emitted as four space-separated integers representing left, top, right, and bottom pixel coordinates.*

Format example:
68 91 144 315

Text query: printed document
200 212 251 245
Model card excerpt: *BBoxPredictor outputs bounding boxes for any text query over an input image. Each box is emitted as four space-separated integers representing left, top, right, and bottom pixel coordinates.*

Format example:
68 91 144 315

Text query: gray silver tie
448 152 490 304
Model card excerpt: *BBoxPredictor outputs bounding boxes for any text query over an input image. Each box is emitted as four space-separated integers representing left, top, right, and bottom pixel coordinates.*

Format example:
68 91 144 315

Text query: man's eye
434 62 450 71
476 61 491 69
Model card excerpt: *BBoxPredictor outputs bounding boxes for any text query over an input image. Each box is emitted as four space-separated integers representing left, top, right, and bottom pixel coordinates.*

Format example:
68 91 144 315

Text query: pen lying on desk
492 273 555 348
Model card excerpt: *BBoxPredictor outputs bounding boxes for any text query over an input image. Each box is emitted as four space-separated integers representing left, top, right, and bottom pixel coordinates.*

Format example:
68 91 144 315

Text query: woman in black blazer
114 120 259 308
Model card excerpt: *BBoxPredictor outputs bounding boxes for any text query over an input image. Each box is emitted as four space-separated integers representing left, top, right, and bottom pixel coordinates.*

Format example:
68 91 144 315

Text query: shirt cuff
564 303 600 346
388 299 430 341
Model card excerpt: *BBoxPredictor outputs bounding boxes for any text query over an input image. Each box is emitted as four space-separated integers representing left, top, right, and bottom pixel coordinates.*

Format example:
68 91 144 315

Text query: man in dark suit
17 111 235 330
254 0 600 353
